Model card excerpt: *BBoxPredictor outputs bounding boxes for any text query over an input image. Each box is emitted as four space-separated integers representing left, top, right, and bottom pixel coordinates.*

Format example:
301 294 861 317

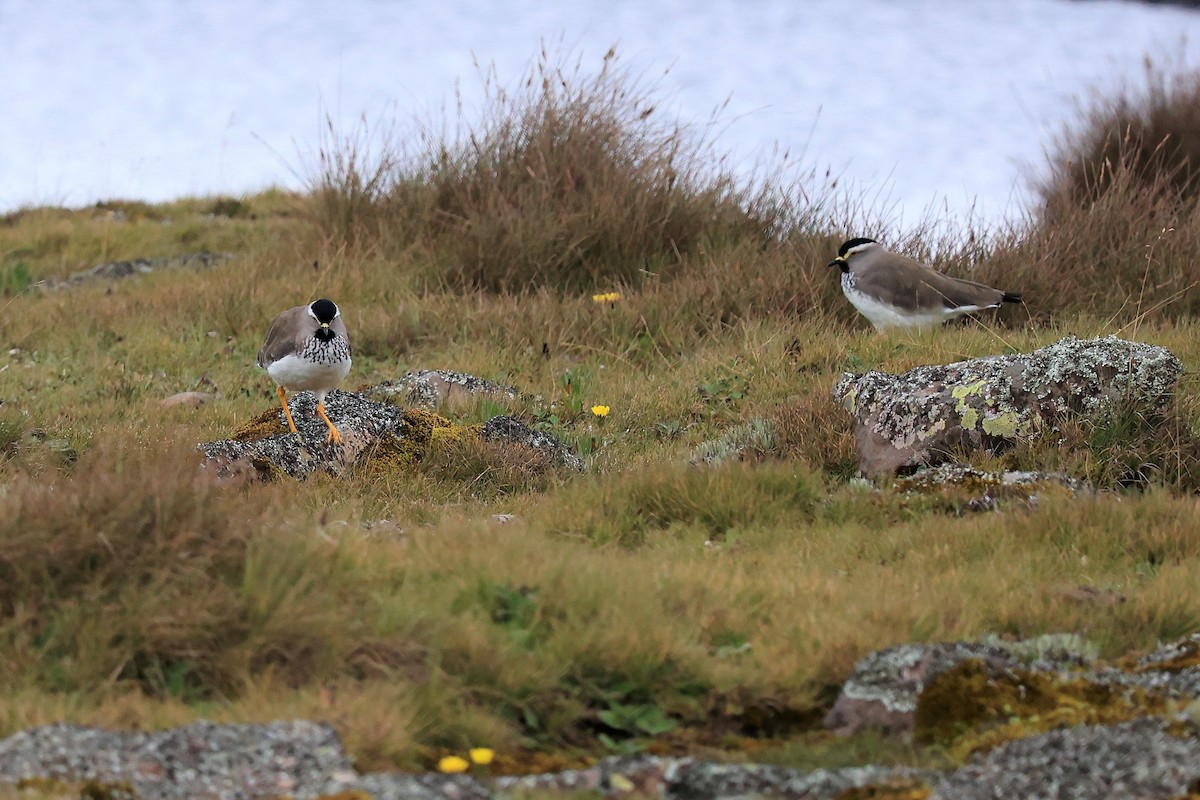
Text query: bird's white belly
842 277 981 331
266 354 351 392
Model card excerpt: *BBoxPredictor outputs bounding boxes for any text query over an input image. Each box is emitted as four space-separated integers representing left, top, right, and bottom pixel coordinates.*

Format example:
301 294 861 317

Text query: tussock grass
302 47 821 294
3 48 1200 775
979 64 1200 324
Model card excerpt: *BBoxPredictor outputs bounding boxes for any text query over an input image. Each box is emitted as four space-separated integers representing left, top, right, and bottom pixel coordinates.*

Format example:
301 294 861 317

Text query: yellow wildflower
438 755 470 773
591 405 610 418
592 291 622 303
469 747 495 765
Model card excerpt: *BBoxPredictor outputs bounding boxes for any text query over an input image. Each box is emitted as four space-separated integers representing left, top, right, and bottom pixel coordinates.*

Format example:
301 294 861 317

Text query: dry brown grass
301 46 822 294
976 64 1200 325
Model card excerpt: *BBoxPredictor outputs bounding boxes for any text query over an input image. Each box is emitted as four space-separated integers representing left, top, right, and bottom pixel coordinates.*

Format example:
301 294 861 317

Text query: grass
3 48 1200 779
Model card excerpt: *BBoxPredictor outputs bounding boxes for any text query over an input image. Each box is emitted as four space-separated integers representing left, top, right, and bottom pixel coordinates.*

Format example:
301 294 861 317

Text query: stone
366 369 520 411
931 718 1200 800
834 336 1182 476
197 388 580 482
826 634 1200 742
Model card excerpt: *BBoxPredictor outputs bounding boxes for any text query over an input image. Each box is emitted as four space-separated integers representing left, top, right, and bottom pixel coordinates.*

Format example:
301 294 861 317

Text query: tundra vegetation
2 50 1200 781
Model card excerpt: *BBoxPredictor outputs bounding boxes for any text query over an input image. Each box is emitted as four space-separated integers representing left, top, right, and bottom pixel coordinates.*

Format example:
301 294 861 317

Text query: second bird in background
828 238 1022 331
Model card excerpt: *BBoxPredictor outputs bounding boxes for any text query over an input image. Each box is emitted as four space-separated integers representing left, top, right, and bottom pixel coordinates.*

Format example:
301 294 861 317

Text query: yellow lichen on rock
951 380 988 431
914 659 1168 762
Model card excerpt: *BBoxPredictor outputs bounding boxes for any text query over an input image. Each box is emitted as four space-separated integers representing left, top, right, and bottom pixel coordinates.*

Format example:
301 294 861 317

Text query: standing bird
828 238 1022 331
257 298 352 444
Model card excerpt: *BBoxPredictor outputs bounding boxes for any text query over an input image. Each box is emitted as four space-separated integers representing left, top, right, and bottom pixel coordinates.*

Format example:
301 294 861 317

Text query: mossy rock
914 659 1169 761
199 389 579 481
834 781 932 800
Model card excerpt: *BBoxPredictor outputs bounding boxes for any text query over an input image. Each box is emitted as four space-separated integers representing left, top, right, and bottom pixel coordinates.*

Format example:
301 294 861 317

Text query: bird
257 298 352 444
827 238 1022 331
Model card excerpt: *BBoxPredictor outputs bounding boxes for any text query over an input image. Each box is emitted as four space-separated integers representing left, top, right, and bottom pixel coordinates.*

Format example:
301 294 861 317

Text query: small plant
0 259 32 296
594 685 677 753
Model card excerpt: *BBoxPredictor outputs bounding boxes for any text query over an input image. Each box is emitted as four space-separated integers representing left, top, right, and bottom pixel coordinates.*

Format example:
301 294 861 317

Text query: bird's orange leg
316 400 343 445
277 386 300 434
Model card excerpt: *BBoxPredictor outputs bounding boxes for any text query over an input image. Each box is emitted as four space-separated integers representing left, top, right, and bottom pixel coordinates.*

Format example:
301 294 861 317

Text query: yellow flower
469 747 495 765
591 405 610 418
438 755 470 773
592 291 622 303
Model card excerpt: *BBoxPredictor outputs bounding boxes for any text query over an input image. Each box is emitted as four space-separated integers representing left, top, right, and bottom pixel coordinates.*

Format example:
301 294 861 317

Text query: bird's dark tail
1002 292 1023 304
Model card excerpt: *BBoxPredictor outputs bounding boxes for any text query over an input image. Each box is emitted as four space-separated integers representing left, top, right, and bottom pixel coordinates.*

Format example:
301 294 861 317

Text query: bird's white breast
266 353 351 392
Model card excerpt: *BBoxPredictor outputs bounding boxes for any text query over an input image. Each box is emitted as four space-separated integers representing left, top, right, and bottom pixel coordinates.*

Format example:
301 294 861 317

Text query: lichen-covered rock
494 755 939 800
823 641 1033 737
44 252 231 289
834 336 1182 476
197 388 579 481
366 370 520 410
930 718 1200 800
0 720 359 800
893 464 1090 511
826 634 1200 751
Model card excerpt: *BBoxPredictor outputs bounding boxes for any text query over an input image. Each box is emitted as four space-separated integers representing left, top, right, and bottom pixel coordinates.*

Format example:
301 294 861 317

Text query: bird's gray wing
916 271 1006 310
256 305 307 367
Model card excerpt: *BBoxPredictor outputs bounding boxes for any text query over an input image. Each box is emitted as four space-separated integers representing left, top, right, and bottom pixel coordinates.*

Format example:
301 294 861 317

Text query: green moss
232 407 289 442
914 659 1169 762
358 408 459 472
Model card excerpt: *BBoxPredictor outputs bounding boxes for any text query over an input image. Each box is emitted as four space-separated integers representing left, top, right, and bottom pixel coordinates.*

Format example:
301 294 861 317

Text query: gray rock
894 463 1091 511
494 755 939 800
367 369 520 410
480 414 583 471
44 252 231 289
834 336 1182 476
823 641 1029 737
667 760 938 800
826 634 1200 740
931 718 1200 800
198 389 580 481
359 772 490 800
0 720 358 800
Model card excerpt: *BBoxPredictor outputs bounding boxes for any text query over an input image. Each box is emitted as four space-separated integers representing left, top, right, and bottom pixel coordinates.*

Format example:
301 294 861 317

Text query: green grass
3 49 1200 778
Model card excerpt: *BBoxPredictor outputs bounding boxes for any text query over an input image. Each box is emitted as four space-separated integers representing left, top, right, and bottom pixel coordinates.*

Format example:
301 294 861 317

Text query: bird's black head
309 298 339 325
827 237 878 271
837 237 877 257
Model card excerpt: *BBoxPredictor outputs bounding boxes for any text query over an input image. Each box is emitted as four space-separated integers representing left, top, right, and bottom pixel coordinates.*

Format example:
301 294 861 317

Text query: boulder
825 634 1200 741
198 386 580 482
931 718 1200 800
365 369 520 410
834 336 1182 476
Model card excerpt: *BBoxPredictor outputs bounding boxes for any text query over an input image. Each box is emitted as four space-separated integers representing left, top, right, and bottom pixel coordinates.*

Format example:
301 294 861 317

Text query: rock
197 389 580 482
494 755 939 800
366 369 520 410
823 641 1032 737
826 634 1200 742
931 718 1200 800
358 772 490 800
161 391 215 408
44 252 231 289
834 336 1182 476
893 463 1090 511
0 720 358 800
